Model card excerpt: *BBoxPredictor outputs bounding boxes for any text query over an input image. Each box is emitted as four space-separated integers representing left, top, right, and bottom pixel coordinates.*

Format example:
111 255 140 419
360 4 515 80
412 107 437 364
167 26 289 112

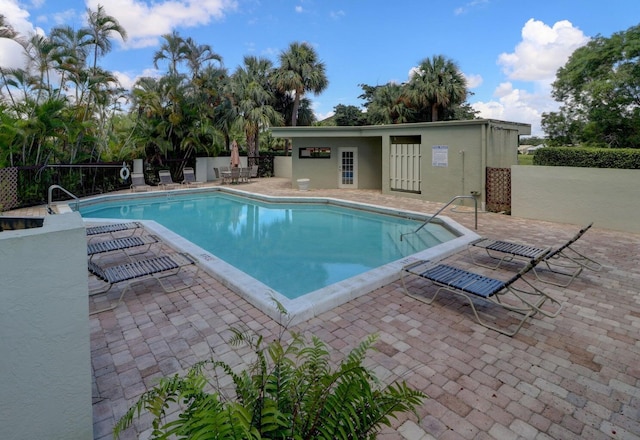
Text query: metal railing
400 195 478 241
48 185 80 214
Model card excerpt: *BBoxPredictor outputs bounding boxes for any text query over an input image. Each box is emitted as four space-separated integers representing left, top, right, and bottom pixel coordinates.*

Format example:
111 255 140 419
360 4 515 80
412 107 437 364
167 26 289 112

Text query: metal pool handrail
400 195 477 241
48 184 80 214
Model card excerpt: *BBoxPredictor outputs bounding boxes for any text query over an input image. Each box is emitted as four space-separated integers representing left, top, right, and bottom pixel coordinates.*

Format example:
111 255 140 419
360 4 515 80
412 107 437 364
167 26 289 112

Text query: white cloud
113 68 160 90
295 6 303 13
330 10 345 20
315 110 334 121
0 0 38 69
454 0 489 16
472 82 559 136
498 18 589 83
472 19 590 136
85 0 238 49
464 73 483 89
50 9 78 26
0 0 37 35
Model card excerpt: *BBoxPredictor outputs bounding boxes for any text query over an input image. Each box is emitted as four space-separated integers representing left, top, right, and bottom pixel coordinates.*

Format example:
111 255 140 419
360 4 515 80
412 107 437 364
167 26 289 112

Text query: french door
338 147 358 188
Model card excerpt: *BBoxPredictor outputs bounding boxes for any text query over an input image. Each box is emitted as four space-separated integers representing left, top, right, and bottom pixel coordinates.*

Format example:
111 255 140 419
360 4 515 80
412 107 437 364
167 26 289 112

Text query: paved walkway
9 178 640 439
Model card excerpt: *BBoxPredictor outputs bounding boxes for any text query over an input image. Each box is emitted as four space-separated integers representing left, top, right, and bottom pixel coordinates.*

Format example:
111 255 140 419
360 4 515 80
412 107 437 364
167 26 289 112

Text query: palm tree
24 34 58 102
83 4 127 142
153 30 188 76
194 65 235 151
406 55 467 122
274 42 328 126
183 37 222 79
49 25 92 99
366 83 413 125
230 56 283 161
85 4 127 73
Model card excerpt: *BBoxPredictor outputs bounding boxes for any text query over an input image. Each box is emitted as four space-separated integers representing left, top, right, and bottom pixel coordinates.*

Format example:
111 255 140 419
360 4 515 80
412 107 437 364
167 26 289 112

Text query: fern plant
114 323 426 439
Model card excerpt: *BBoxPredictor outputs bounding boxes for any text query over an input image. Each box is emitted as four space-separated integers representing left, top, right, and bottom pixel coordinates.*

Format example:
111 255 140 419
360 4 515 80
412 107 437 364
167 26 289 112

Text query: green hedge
533 147 640 169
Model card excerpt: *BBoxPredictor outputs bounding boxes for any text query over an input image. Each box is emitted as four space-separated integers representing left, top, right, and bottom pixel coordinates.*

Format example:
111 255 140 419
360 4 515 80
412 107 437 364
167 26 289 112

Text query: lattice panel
486 167 511 213
0 167 19 212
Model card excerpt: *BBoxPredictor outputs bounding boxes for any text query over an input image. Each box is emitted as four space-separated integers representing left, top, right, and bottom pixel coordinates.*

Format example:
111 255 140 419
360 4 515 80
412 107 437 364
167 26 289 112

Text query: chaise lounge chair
468 223 601 287
401 250 562 336
87 234 162 262
88 252 199 314
130 173 151 192
181 167 205 187
158 170 180 190
86 222 143 237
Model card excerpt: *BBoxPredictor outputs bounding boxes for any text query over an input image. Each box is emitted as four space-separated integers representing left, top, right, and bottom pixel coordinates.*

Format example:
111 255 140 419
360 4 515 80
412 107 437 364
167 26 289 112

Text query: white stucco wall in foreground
0 212 92 440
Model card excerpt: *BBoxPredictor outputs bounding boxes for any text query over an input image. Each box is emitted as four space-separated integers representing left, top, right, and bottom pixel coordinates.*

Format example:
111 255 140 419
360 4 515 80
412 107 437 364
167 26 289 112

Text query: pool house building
271 119 531 209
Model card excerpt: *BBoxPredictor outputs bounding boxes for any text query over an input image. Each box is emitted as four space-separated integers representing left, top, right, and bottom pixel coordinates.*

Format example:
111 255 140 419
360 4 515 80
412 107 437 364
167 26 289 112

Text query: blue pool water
79 192 458 299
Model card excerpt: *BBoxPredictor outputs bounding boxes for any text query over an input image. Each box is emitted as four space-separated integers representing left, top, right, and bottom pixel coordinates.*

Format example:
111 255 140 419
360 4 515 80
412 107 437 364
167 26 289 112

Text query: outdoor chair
86 222 143 238
230 167 240 184
468 222 601 287
158 170 180 190
239 167 250 183
88 252 199 314
87 234 162 262
182 167 205 187
130 173 151 192
401 250 562 336
219 166 231 184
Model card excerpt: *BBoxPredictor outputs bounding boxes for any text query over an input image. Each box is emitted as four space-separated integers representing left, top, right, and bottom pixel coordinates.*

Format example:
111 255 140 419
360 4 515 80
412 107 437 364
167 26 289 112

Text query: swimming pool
78 188 479 324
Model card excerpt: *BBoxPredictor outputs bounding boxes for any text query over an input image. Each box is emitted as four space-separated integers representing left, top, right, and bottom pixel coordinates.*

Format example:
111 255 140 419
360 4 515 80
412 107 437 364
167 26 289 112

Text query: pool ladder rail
47 184 80 214
399 194 478 242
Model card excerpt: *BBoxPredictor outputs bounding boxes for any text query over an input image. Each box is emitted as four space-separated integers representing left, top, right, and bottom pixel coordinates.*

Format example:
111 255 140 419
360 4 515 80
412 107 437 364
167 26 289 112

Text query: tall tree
333 104 366 126
230 56 283 161
49 25 92 100
183 37 222 79
542 24 640 148
363 83 413 125
153 30 188 76
274 42 328 126
406 55 467 122
85 4 127 73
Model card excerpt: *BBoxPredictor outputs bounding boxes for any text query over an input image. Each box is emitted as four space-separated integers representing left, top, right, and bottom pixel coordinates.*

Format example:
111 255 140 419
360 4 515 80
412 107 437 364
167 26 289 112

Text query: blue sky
1 0 638 136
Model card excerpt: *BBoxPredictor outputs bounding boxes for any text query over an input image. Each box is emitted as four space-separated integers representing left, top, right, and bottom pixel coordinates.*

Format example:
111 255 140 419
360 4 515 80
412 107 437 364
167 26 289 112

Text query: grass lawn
517 154 535 165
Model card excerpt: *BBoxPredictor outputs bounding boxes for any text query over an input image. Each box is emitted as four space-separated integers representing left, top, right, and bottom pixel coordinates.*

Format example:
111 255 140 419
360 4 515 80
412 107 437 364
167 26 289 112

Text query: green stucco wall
291 137 382 189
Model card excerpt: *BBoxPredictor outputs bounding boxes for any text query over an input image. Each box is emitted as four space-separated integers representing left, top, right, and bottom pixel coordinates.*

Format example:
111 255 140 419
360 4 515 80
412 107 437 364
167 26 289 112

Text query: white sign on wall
432 145 448 167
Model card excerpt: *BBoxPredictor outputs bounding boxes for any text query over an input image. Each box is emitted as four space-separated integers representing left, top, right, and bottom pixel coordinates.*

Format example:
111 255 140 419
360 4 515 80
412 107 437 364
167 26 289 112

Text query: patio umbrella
230 140 240 168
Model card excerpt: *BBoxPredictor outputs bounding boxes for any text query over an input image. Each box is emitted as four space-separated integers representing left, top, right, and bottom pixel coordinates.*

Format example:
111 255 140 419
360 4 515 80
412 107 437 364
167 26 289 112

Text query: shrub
533 147 640 169
114 324 426 439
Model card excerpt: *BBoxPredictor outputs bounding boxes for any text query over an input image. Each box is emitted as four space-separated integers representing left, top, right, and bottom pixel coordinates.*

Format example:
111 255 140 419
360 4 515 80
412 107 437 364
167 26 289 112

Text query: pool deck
7 178 640 440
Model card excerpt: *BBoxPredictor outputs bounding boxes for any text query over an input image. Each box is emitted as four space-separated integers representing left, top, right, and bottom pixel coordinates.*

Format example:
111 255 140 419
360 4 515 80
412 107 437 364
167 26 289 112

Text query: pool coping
76 186 480 325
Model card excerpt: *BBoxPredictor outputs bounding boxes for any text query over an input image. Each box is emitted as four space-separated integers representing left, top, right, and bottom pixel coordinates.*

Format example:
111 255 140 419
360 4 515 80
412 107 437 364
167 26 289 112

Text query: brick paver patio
11 178 640 439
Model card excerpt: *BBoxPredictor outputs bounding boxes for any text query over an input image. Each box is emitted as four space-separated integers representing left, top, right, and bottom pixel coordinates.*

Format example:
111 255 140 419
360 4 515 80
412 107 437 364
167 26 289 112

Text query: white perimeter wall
512 165 640 234
196 156 292 181
274 156 292 179
0 212 92 440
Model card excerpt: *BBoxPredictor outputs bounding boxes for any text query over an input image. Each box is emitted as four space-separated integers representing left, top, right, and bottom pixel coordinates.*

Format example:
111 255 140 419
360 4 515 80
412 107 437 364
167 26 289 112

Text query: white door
338 147 358 188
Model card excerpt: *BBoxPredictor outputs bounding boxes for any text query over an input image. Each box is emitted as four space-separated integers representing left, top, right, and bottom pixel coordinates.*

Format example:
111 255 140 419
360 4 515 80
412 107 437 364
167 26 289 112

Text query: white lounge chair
182 167 205 187
130 173 151 192
158 170 180 190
